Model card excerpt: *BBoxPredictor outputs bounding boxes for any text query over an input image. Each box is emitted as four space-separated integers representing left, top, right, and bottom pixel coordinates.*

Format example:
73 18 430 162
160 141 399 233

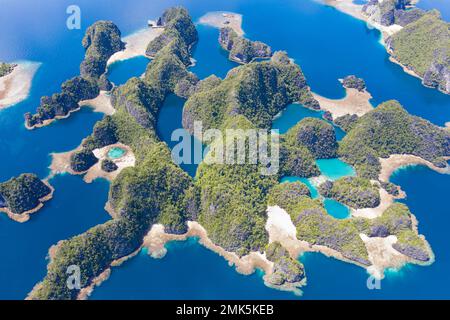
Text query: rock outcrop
219 27 272 63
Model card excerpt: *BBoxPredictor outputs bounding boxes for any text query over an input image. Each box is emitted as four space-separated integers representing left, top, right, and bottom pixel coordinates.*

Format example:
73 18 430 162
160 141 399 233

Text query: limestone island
24 21 125 129
0 61 41 110
0 174 53 223
325 0 450 95
26 6 450 300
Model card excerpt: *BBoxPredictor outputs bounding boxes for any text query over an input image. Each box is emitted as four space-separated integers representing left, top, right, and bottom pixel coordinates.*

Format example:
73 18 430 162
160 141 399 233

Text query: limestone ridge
363 1 450 94
219 27 272 63
25 21 125 128
28 7 199 300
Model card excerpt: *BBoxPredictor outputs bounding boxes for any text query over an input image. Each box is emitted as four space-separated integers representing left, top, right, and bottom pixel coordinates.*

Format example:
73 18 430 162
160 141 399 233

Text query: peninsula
325 0 450 94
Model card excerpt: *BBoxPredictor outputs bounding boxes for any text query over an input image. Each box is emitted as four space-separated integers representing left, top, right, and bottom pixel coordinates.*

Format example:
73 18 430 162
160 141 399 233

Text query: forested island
27 6 449 300
0 174 53 222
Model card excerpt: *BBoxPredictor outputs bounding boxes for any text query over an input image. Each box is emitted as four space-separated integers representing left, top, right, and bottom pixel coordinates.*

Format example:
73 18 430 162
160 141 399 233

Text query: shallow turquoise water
316 158 356 181
323 198 351 219
108 147 126 159
0 0 449 299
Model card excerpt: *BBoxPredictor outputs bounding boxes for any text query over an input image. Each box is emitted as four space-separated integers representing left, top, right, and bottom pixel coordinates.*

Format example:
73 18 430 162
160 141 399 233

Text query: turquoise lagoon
0 0 449 299
107 147 126 159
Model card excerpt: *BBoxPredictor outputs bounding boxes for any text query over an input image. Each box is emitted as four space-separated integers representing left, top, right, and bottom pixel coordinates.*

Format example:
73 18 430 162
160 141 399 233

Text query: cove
0 174 111 299
107 56 150 86
272 103 346 140
299 164 450 299
90 237 297 299
156 94 204 177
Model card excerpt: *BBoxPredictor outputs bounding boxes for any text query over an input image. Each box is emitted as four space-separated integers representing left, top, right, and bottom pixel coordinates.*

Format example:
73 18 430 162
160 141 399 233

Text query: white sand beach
49 143 135 183
143 221 273 276
378 154 450 183
198 11 244 36
312 86 373 120
265 204 424 280
107 27 164 65
0 61 41 109
84 143 135 183
79 91 115 115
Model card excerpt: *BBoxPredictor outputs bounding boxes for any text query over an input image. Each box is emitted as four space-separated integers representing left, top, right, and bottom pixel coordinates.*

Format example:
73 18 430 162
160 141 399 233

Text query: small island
0 174 53 223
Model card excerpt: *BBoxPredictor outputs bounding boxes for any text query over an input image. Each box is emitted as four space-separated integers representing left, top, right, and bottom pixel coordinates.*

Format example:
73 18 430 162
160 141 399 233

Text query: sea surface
0 0 449 299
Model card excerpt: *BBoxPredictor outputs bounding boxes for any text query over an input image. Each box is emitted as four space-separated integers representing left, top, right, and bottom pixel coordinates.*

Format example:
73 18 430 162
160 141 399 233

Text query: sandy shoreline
379 154 450 183
265 205 428 280
198 11 244 36
312 86 373 119
107 27 164 65
0 180 54 223
49 142 135 183
26 91 115 130
0 61 41 110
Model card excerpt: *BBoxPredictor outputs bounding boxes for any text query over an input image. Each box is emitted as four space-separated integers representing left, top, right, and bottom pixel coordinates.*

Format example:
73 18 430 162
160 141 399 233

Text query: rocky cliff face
363 0 423 27
219 27 272 63
423 57 450 94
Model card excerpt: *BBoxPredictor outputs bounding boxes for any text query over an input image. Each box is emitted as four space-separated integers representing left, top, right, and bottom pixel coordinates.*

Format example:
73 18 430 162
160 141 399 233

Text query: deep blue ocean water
0 0 449 299
107 56 150 86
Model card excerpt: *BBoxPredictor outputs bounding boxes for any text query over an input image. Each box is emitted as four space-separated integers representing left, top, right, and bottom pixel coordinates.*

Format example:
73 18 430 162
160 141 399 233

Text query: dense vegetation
0 174 51 214
339 100 450 178
319 177 381 209
219 27 272 63
30 7 198 300
0 62 16 77
334 114 359 132
265 242 305 286
101 159 118 172
146 6 198 64
386 10 450 94
342 75 366 92
283 118 338 159
270 185 431 266
183 51 319 133
70 149 98 173
25 21 125 128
